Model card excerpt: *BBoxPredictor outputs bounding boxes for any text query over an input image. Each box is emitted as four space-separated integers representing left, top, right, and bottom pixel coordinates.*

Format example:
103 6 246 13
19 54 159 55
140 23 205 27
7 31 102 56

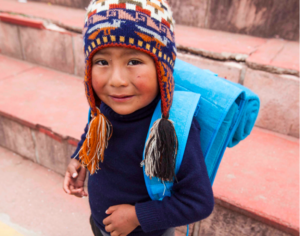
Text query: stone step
0 0 298 74
0 54 298 235
14 0 300 41
0 1 299 138
0 146 92 236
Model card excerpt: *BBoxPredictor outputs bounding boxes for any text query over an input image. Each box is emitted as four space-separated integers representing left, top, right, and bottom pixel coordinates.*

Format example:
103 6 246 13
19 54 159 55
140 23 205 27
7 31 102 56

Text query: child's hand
103 204 140 236
63 158 88 198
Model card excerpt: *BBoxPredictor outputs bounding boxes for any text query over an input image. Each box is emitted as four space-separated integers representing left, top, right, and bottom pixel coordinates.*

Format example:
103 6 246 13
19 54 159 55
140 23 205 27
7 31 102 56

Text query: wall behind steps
168 0 299 41
29 0 299 41
29 0 91 9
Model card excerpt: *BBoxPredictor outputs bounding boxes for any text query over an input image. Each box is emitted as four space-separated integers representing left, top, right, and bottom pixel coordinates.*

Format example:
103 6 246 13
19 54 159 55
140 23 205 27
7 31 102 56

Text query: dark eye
128 60 141 66
96 60 108 66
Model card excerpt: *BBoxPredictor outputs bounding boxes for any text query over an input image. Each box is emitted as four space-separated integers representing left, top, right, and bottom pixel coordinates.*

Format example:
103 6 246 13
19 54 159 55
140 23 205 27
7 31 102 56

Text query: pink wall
29 0 299 41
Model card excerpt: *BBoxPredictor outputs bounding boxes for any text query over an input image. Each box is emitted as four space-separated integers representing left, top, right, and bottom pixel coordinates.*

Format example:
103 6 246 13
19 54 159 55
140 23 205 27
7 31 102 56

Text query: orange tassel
78 108 112 174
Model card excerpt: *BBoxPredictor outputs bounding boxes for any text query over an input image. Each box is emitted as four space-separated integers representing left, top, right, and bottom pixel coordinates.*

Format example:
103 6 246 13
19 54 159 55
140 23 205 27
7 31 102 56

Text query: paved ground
0 146 92 236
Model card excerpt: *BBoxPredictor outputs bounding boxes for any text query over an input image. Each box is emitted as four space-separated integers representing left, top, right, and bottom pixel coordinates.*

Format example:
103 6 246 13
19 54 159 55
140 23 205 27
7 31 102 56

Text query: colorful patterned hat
79 0 178 181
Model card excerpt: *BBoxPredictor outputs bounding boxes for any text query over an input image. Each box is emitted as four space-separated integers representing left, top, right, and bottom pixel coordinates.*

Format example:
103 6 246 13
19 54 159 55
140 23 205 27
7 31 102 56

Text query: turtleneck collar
100 94 160 122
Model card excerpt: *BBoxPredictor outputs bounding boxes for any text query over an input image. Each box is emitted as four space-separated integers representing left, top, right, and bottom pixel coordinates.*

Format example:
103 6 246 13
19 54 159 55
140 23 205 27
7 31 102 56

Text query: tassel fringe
141 118 178 182
75 108 112 174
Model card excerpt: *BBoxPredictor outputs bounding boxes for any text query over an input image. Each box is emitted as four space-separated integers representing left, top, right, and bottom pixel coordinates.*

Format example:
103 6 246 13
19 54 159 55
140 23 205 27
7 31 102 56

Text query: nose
108 67 129 87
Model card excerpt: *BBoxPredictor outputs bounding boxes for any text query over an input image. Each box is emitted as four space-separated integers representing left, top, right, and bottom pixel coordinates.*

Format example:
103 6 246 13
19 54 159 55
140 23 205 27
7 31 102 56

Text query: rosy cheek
135 76 158 95
92 68 101 86
134 79 149 93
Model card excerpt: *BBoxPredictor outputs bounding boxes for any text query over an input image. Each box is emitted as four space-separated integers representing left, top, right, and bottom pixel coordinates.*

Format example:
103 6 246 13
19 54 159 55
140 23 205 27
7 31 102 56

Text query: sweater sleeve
135 117 214 232
70 123 89 160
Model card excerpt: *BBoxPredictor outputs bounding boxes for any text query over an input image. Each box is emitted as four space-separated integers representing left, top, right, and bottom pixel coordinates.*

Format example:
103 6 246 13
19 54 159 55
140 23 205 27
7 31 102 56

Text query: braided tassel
77 108 112 174
141 118 178 182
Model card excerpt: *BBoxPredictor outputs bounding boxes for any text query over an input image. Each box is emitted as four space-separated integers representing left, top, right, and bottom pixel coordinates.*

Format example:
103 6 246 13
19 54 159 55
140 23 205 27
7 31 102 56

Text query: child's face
91 47 159 115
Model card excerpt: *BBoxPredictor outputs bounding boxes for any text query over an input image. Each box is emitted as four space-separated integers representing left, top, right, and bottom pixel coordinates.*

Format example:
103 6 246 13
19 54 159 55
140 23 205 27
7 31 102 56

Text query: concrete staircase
0 0 298 138
16 0 300 41
0 0 299 235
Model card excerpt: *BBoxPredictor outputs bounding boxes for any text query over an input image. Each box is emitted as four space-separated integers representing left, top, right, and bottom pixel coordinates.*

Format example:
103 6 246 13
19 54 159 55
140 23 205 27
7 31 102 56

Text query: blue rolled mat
226 81 260 147
173 59 260 184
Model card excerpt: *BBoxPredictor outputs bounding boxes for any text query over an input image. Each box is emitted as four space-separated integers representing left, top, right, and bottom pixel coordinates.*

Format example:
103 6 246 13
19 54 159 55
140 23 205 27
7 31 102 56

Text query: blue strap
142 91 201 201
88 108 91 123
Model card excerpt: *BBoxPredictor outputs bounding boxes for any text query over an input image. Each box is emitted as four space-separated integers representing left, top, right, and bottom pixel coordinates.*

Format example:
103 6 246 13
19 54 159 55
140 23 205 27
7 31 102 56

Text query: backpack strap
88 108 92 123
142 91 201 201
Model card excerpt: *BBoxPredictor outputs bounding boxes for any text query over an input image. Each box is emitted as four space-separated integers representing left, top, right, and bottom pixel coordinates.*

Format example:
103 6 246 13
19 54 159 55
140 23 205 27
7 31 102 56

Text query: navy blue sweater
71 96 214 235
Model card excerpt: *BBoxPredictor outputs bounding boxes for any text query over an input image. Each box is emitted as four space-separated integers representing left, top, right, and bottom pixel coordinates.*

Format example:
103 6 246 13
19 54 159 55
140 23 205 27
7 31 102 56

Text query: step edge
0 110 298 234
0 10 298 74
0 110 79 147
215 196 299 236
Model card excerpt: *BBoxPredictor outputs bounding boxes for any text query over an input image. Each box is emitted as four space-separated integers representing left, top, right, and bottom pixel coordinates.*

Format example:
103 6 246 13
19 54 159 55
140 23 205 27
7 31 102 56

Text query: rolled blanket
173 59 260 184
226 82 260 147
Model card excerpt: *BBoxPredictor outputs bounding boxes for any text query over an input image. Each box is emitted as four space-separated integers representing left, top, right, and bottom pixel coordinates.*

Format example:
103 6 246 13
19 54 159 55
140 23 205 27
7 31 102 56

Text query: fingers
69 186 86 198
68 162 79 179
63 176 86 197
111 231 120 236
82 188 88 197
105 224 114 233
77 165 87 182
103 215 112 226
73 166 88 197
63 159 88 198
63 171 72 194
106 205 118 215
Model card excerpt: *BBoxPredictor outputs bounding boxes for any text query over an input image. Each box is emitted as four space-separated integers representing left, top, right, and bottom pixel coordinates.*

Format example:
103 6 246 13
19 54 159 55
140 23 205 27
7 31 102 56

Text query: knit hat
79 0 178 181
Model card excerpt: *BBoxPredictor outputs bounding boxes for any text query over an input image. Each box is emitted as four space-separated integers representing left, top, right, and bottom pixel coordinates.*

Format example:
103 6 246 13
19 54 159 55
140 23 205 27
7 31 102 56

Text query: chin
110 105 137 115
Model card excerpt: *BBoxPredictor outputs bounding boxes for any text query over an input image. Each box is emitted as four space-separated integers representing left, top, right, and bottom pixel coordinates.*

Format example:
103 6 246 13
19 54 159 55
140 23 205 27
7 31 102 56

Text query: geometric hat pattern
82 0 177 119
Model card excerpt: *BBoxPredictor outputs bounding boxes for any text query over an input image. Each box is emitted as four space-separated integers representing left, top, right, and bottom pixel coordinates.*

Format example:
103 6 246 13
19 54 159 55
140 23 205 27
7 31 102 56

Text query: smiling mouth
110 95 133 98
110 95 134 102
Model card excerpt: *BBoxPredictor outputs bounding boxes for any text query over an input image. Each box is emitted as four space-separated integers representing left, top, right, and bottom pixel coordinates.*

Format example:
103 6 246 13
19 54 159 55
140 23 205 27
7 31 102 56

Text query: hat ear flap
141 61 178 182
74 53 113 175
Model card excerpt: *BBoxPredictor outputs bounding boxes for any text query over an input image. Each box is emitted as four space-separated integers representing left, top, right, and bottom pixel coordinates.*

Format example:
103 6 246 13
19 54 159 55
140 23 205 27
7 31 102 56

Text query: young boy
63 1 214 235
